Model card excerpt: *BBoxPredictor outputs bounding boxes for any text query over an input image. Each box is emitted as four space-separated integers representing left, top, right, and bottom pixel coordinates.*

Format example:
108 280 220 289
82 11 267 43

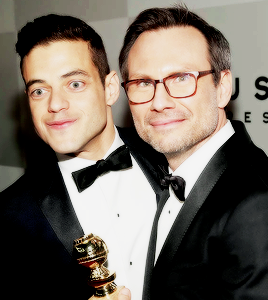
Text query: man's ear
217 70 232 109
105 70 120 106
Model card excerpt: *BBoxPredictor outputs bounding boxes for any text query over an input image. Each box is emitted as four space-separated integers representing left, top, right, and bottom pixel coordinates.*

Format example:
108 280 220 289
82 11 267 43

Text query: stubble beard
133 100 219 159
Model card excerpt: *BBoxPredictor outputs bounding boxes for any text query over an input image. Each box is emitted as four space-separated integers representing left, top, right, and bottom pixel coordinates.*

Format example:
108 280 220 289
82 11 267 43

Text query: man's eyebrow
25 70 90 93
129 73 150 80
61 69 90 79
25 79 45 93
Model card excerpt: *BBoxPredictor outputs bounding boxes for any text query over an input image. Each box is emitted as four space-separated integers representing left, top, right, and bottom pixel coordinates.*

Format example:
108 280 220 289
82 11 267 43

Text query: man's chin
50 143 79 156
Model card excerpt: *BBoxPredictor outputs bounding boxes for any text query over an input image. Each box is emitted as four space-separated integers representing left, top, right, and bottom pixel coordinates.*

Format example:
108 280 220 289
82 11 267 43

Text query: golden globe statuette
73 234 124 299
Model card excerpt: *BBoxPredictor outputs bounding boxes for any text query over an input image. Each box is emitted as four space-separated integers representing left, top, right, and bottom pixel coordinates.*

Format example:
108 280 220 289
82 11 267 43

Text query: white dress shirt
57 128 156 300
155 120 235 262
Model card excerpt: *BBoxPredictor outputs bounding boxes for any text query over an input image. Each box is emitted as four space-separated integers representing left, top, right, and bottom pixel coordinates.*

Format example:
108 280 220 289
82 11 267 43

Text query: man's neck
65 125 116 161
166 136 210 171
167 117 228 171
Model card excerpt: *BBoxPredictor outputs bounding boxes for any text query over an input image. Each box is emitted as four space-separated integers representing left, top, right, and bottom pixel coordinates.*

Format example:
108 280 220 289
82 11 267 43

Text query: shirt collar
172 120 235 198
57 127 124 174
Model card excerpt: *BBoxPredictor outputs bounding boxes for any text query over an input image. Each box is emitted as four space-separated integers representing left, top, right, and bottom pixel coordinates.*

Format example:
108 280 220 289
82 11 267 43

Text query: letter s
255 76 268 100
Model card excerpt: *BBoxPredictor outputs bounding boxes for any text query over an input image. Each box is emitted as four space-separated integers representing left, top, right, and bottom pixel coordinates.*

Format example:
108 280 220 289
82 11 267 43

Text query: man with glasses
119 4 268 300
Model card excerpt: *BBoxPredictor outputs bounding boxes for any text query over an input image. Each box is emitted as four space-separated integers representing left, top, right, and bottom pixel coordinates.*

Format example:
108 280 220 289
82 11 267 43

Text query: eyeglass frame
121 70 215 104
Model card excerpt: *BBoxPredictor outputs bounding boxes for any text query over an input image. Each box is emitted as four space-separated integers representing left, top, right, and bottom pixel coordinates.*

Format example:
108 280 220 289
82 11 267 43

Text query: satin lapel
154 146 228 273
38 163 84 255
142 189 170 300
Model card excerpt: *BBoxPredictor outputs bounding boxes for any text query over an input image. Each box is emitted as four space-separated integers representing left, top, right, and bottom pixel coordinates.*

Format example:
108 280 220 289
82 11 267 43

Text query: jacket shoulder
0 157 60 210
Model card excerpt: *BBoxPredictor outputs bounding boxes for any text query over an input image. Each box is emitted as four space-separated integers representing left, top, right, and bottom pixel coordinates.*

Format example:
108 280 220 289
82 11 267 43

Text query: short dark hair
119 4 231 85
16 14 110 86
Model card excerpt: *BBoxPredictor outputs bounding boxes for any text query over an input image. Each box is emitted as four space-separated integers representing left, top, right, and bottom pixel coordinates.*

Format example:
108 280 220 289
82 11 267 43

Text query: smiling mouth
46 119 77 129
150 119 185 128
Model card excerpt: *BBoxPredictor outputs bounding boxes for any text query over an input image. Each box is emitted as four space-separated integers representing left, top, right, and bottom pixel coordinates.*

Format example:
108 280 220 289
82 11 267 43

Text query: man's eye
173 73 192 83
174 74 191 82
70 81 83 89
31 89 44 97
137 80 153 88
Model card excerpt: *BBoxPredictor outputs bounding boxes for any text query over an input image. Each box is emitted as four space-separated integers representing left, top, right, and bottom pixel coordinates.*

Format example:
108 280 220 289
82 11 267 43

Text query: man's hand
118 288 131 300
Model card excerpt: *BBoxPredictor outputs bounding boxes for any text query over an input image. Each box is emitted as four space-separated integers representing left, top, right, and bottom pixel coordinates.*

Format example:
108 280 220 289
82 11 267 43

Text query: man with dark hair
119 4 268 300
0 14 166 300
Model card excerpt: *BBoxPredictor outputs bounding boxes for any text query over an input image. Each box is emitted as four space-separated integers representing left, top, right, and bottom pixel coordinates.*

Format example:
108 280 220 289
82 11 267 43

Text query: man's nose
150 82 176 112
48 90 69 113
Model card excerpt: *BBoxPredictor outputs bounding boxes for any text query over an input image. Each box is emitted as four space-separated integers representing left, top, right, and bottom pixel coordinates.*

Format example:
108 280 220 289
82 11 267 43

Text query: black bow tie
159 167 186 201
72 145 132 193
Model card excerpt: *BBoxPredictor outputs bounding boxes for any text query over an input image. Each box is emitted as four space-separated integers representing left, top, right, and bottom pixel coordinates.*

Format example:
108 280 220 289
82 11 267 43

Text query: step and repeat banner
197 1 268 155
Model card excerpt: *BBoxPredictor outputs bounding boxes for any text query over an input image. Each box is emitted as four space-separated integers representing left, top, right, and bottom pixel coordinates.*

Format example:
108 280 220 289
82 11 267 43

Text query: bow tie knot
159 168 186 201
95 159 111 174
72 145 132 193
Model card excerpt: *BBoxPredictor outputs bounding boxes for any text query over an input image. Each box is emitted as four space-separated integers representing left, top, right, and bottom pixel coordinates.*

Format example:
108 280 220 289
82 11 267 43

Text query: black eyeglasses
121 70 215 104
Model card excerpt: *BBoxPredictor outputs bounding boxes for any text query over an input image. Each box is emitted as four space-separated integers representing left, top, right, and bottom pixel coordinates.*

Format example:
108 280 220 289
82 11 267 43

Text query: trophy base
89 286 124 299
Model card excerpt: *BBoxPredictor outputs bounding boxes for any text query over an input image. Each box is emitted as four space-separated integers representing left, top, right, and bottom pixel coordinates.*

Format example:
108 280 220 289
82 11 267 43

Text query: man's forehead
22 40 97 85
130 26 208 60
22 39 91 66
128 26 210 77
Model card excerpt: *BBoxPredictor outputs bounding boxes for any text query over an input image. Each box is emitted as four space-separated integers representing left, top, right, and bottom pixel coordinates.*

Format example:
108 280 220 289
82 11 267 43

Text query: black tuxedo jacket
144 120 268 300
0 127 168 300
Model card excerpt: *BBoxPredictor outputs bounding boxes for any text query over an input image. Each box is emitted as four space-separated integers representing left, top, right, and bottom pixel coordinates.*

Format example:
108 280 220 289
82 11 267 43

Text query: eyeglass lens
125 73 196 103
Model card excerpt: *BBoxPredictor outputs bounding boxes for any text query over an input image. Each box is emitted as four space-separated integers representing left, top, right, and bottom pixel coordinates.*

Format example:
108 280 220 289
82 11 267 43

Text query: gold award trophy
73 234 124 299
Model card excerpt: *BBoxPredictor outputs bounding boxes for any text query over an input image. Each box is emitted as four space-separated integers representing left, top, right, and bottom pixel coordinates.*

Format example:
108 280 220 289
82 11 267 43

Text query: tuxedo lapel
154 144 229 274
37 162 84 255
156 121 253 270
142 188 170 300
